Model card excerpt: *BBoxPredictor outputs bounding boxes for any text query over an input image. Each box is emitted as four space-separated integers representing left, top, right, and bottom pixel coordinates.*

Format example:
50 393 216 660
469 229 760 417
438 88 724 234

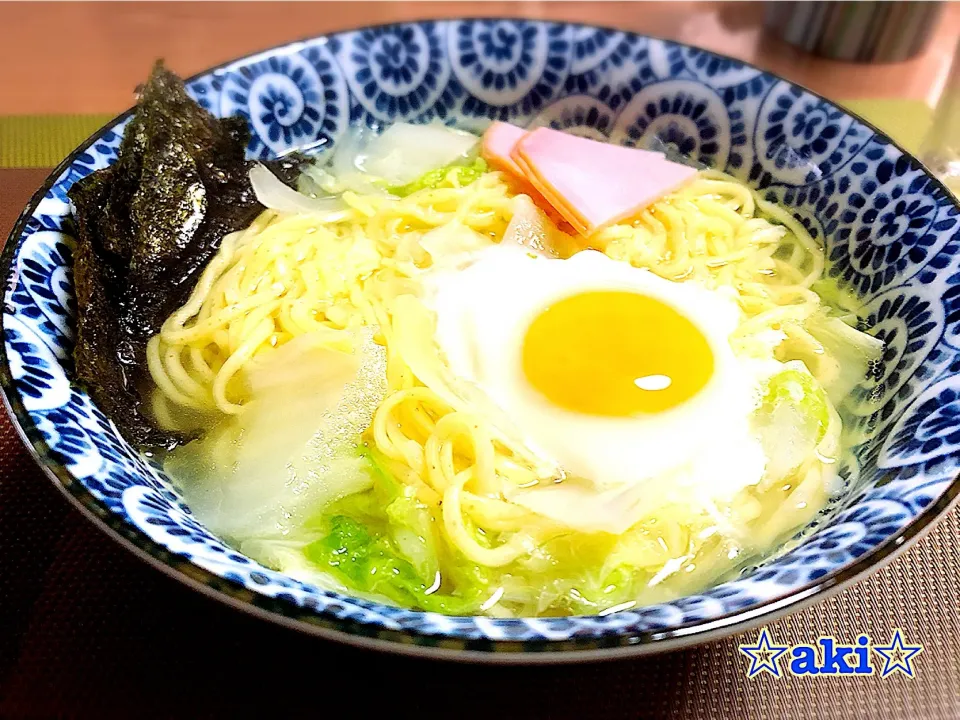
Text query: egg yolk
521 290 714 416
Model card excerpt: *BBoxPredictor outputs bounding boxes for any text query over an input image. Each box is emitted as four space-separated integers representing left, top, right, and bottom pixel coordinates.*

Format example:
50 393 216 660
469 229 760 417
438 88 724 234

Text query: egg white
424 245 769 533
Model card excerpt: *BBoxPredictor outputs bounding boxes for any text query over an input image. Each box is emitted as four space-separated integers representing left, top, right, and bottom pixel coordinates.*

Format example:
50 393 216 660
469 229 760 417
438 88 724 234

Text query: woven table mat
0 105 958 719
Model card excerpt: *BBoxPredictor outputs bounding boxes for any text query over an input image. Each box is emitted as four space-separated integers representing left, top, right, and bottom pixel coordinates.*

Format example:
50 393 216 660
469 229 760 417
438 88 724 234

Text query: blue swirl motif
530 95 615 140
18 230 75 345
646 39 690 81
668 48 773 175
938 257 960 350
677 47 764 89
564 31 656 113
865 286 946 402
449 20 571 127
913 217 960 288
186 75 223 114
335 23 453 123
827 144 956 296
25 390 171 514
830 284 953 474
708 499 913 602
647 40 769 102
781 500 912 575
124 486 328 595
4 311 72 414
752 83 871 187
220 44 348 157
611 79 731 168
569 28 628 76
6 227 71 361
125 485 251 558
5 21 960 646
880 374 960 476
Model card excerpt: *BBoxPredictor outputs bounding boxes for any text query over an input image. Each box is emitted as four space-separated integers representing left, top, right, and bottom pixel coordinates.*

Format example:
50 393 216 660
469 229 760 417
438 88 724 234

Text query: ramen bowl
3 20 959 662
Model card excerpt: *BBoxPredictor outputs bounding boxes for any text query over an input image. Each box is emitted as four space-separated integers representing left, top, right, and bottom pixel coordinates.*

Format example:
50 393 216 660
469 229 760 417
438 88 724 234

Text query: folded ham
482 122 699 237
481 121 565 228
481 121 527 176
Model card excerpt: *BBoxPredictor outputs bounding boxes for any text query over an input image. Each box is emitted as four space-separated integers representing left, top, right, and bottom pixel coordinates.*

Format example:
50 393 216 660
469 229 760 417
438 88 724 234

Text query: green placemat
840 99 933 155
0 114 114 168
0 101 932 169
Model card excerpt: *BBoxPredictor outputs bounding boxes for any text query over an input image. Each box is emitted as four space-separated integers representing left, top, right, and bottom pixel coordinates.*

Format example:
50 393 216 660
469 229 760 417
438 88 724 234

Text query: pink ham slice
481 121 528 176
481 121 568 228
511 127 699 236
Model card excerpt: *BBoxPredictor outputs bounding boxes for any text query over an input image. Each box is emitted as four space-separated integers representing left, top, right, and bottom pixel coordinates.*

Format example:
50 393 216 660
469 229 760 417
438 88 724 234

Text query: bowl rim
3 17 960 664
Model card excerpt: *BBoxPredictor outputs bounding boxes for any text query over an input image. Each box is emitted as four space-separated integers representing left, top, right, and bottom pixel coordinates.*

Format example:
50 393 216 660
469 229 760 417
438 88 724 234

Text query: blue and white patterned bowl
3 20 960 662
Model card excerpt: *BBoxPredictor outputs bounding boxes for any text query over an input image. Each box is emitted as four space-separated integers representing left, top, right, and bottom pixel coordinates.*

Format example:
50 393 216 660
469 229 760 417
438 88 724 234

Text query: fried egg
425 245 768 534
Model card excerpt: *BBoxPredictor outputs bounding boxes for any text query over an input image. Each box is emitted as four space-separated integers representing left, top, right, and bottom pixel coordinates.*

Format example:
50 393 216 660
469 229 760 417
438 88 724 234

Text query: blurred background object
921 38 960 194
765 1 945 62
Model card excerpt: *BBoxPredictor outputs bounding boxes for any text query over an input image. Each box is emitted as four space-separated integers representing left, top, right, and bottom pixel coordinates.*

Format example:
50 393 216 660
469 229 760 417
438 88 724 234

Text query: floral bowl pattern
3 20 960 662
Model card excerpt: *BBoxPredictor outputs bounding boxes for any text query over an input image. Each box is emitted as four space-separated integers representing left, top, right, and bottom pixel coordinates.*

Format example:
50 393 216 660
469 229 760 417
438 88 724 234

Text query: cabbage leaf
303 457 492 614
753 362 833 483
388 157 488 197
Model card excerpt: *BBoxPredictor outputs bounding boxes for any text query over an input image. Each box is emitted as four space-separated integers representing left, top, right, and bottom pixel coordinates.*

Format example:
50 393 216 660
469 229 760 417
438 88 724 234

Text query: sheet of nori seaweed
69 61 302 447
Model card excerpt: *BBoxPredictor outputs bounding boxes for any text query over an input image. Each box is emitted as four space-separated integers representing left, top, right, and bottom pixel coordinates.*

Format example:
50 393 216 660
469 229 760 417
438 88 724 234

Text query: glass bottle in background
921 39 960 195
765 1 945 62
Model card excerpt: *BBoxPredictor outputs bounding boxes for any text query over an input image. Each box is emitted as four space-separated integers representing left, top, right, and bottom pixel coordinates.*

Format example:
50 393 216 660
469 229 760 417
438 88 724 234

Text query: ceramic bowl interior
3 20 960 661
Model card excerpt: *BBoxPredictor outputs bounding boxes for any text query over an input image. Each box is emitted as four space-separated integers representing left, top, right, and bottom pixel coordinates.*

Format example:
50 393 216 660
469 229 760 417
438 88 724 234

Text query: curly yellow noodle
443 468 534 567
149 166 836 588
